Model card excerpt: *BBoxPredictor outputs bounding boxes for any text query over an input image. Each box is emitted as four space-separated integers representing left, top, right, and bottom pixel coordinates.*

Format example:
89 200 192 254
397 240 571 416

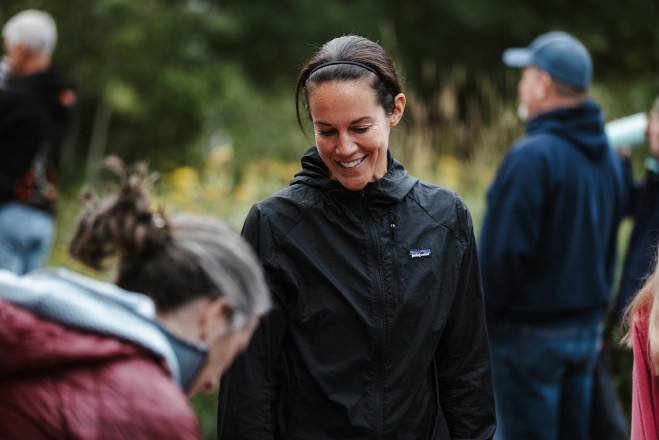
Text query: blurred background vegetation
3 0 659 437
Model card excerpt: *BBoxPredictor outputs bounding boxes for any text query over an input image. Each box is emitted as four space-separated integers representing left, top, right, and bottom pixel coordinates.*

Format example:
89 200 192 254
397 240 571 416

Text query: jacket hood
291 146 418 204
0 298 147 377
526 99 609 161
0 268 207 392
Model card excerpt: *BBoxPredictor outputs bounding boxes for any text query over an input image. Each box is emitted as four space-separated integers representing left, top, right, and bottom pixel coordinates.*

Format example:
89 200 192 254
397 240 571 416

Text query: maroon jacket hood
0 300 200 440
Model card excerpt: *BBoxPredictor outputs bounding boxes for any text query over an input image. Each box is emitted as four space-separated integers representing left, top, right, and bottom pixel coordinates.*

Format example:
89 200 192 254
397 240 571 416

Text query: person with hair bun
0 157 270 440
218 35 495 439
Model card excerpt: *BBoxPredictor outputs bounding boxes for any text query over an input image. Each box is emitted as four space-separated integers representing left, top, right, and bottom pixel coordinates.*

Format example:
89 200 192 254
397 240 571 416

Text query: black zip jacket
218 147 495 440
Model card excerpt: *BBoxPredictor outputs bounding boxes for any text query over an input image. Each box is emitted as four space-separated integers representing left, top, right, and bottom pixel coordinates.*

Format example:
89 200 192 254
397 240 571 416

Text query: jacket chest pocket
368 218 438 307
388 221 447 309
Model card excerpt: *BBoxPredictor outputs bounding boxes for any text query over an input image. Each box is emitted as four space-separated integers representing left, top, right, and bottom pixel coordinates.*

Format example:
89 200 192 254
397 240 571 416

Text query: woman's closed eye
317 125 371 137
317 128 337 137
351 125 371 133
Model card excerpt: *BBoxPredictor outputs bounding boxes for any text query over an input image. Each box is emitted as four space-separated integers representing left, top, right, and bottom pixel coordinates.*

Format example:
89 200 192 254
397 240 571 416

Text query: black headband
309 60 380 78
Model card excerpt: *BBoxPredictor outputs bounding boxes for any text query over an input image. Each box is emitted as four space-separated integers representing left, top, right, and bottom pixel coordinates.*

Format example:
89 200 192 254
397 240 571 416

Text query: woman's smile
339 155 367 169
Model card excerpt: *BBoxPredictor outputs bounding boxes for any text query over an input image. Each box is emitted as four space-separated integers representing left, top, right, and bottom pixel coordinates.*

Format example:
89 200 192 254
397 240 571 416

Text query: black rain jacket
218 147 495 440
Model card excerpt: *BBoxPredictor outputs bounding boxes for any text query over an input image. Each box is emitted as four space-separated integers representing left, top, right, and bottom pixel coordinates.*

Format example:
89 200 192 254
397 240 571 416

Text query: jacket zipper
361 190 386 439
391 222 398 303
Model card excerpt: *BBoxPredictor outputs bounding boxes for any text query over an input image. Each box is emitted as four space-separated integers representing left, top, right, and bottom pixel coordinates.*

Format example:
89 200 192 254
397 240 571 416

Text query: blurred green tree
3 0 227 175
2 0 658 173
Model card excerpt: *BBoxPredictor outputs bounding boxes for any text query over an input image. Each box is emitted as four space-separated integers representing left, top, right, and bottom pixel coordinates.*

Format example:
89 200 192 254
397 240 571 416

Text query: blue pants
489 320 602 440
0 202 54 274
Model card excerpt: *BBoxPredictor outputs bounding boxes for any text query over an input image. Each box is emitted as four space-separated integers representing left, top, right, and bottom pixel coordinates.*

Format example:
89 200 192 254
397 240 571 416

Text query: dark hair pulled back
68 157 165 274
68 156 270 327
295 35 403 132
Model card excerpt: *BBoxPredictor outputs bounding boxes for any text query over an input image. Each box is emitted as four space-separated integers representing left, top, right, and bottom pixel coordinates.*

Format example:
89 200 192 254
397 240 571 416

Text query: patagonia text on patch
409 248 431 260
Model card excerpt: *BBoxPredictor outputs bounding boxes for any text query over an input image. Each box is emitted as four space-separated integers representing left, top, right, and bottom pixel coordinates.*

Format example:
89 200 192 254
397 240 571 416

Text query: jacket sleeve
436 202 496 440
478 145 547 325
217 204 288 439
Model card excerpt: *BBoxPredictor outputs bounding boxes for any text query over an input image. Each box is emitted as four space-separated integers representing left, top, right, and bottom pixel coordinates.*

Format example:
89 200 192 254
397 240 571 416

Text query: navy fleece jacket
479 100 629 326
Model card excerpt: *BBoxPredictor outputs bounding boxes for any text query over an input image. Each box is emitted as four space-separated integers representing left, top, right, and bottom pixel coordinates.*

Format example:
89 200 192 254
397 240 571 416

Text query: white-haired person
0 158 271 439
0 9 76 274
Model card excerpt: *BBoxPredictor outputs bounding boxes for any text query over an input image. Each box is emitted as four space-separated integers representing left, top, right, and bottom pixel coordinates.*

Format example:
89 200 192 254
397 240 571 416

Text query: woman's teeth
340 156 366 168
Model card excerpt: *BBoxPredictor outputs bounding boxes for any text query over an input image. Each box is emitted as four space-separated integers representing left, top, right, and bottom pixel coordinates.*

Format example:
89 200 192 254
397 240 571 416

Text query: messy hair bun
69 157 166 272
68 157 270 329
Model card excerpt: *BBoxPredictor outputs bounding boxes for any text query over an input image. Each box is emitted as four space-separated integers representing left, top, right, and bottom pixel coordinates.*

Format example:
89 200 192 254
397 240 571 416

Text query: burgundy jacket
0 299 199 439
631 304 659 440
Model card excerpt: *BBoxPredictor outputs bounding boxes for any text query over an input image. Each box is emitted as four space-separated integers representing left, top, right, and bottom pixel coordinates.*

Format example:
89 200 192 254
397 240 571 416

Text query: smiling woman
218 35 496 440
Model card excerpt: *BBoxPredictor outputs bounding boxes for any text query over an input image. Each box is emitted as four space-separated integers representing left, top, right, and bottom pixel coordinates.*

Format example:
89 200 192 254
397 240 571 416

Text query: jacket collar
291 146 418 204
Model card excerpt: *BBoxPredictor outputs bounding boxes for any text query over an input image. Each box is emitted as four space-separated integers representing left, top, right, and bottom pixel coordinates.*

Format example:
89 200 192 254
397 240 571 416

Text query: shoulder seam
407 184 465 248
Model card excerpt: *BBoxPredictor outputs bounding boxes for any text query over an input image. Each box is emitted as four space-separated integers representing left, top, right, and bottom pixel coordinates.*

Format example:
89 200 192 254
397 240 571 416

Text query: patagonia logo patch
409 248 432 259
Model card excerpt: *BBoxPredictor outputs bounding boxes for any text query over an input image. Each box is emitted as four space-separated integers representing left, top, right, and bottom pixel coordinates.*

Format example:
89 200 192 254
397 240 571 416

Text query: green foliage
3 0 658 171
190 391 219 440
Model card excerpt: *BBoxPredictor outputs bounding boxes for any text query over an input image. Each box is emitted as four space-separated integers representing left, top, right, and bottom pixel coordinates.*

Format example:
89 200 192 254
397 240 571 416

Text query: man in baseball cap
479 31 630 440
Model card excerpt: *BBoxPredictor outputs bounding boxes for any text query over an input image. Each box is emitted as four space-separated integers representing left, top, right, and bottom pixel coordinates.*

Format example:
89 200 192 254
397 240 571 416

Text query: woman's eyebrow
314 116 373 126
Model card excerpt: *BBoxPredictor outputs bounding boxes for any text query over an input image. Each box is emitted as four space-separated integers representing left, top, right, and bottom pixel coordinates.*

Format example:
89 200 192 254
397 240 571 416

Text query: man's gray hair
2 9 57 56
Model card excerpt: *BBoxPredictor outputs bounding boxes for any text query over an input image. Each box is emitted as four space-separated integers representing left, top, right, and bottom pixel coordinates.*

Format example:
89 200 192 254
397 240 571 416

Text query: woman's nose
336 131 357 156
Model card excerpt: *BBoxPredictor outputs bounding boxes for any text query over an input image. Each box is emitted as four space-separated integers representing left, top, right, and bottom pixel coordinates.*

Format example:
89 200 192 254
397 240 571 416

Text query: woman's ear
199 297 232 341
390 93 406 127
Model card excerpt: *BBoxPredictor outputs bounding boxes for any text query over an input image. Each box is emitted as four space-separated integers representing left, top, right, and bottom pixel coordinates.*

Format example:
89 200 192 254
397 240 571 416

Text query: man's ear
199 297 232 340
536 71 553 100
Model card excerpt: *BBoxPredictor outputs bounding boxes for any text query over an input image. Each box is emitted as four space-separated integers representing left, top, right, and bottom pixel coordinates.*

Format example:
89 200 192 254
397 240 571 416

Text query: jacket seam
263 193 325 250
408 188 466 249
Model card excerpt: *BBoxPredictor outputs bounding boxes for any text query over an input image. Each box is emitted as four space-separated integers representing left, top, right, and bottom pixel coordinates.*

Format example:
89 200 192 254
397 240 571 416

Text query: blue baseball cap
502 31 593 90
